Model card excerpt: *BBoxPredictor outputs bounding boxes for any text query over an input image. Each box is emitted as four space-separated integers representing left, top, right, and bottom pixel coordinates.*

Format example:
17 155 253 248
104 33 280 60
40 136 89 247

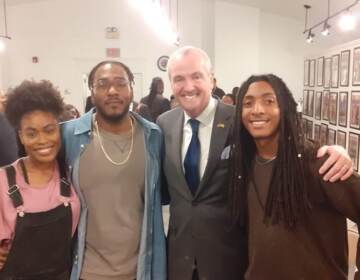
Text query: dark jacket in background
212 87 226 99
140 95 170 122
132 101 152 121
84 96 93 113
0 113 18 167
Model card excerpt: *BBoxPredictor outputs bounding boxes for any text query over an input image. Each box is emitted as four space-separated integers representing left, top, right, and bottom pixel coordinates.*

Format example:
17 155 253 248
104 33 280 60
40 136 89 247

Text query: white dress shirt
182 97 217 179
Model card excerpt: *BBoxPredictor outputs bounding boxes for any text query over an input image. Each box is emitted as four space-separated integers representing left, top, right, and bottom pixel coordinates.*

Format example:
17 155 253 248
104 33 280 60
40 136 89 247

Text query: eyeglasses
93 78 130 92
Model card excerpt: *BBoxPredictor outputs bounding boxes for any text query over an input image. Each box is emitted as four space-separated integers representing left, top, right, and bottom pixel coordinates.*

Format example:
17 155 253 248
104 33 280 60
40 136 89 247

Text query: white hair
167 46 213 78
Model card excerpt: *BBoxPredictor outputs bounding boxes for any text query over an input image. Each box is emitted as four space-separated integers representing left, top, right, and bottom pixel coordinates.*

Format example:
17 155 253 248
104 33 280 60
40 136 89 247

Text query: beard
95 103 130 124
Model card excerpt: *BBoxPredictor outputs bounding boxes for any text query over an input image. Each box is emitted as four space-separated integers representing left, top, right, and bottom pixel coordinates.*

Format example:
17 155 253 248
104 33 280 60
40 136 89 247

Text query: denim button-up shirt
61 109 166 280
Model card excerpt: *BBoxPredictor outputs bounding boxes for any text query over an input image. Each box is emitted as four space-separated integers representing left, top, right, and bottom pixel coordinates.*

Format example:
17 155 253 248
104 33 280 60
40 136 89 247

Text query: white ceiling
222 0 358 23
7 0 360 46
221 0 360 47
8 0 360 23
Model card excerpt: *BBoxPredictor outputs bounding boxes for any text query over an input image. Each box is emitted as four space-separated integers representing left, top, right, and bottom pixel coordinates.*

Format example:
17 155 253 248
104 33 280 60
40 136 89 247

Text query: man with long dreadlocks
229 74 360 279
158 46 353 280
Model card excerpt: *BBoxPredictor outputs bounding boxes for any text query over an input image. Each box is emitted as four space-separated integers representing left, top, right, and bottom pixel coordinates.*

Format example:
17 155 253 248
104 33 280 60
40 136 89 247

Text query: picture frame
321 90 330 121
329 92 338 125
348 132 360 171
314 124 321 141
338 92 348 127
315 91 322 120
324 57 331 88
304 60 310 86
337 130 347 149
309 59 315 87
308 90 314 117
327 128 336 145
350 91 360 129
340 50 350 87
306 120 313 139
353 47 360 86
331 54 339 88
303 90 308 116
301 118 307 132
317 57 324 86
320 123 328 146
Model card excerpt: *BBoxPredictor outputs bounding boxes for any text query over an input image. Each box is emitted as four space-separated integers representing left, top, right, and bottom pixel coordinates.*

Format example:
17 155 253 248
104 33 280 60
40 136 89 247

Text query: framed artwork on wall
301 118 307 132
348 132 360 171
303 90 308 116
327 128 336 145
338 92 348 127
329 92 338 125
304 60 309 86
331 54 339 88
306 120 313 139
315 91 322 120
324 57 331 88
314 124 321 141
350 91 360 129
321 90 330 121
317 57 324 86
353 47 360 86
309 59 315 87
340 50 350 87
320 123 328 146
308 90 314 117
337 130 347 149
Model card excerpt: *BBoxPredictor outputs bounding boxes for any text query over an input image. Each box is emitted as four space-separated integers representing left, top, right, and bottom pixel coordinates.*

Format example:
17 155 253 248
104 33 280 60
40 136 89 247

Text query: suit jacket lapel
194 103 233 198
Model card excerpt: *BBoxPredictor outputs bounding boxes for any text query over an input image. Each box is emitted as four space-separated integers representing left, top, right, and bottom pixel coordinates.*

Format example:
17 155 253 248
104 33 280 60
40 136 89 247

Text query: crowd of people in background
0 70 238 136
0 45 358 280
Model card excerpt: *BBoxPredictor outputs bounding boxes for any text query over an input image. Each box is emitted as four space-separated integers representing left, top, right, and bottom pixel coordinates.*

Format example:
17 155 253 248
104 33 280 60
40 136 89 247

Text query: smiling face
241 81 280 143
19 110 61 165
168 50 213 118
91 63 132 123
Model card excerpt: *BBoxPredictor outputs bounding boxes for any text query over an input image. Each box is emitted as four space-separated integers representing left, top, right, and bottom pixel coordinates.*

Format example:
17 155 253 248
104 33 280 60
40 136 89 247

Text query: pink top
0 159 80 249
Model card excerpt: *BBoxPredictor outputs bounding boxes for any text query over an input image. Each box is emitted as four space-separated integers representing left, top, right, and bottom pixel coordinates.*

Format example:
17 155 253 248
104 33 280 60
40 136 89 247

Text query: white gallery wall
213 1 323 101
0 0 332 111
213 2 260 92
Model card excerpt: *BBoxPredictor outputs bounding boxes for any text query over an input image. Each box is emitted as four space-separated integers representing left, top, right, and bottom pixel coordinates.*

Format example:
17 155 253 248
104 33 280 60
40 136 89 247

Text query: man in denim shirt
61 61 166 280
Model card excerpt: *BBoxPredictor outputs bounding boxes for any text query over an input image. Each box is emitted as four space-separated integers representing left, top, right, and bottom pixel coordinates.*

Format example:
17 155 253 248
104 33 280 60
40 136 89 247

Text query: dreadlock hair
147 77 164 106
229 74 312 228
87 60 135 92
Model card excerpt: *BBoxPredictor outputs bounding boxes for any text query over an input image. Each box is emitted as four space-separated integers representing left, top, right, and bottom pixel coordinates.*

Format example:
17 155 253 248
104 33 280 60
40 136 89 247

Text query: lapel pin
217 123 225 128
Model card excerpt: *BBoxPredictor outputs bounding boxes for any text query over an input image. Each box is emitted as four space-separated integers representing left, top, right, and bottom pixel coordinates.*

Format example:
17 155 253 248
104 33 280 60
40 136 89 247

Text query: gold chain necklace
94 117 134 165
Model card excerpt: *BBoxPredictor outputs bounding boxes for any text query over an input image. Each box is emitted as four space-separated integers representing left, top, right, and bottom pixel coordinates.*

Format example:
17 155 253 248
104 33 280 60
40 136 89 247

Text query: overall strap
4 165 24 208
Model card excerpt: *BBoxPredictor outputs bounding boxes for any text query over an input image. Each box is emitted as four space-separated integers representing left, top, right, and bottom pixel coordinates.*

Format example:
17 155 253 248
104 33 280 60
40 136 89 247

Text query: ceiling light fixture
306 29 315 43
321 0 331 36
321 21 331 36
0 0 11 52
303 0 359 43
